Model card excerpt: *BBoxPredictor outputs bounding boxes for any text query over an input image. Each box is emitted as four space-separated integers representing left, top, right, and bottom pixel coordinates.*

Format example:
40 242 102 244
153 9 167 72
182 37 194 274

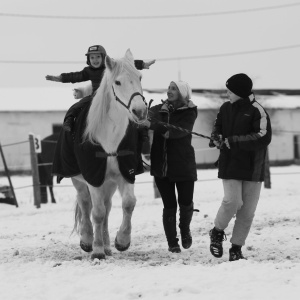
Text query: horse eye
115 81 121 86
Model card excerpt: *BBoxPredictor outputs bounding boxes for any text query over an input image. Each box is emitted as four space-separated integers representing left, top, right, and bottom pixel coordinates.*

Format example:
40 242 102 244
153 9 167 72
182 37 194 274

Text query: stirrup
63 117 74 132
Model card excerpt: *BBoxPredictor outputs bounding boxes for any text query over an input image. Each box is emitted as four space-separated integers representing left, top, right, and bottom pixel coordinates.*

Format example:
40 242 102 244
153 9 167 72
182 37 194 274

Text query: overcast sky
1 0 300 90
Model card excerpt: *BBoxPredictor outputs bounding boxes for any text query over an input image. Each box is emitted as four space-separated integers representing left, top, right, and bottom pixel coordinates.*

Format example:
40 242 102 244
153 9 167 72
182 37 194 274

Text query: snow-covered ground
0 166 300 300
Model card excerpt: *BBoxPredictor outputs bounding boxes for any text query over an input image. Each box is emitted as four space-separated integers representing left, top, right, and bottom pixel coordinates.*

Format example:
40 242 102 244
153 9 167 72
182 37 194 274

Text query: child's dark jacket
61 60 144 93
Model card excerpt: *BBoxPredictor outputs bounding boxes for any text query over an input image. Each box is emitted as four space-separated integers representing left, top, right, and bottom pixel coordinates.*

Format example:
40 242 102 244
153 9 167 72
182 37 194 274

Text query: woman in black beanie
208 73 272 261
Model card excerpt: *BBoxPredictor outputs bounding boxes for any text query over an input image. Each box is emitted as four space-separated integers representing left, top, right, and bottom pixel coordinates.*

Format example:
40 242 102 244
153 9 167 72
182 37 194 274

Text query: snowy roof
0 87 299 112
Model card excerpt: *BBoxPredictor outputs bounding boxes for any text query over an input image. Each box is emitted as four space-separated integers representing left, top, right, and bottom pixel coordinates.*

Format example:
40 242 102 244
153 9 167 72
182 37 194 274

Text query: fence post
0 143 18 207
29 133 41 208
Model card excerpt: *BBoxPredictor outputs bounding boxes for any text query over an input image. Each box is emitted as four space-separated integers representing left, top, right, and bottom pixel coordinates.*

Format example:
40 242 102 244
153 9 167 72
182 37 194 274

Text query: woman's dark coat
149 101 198 182
210 95 272 182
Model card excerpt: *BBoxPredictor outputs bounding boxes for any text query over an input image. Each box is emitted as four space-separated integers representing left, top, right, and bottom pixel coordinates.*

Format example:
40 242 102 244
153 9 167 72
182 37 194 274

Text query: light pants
214 180 262 246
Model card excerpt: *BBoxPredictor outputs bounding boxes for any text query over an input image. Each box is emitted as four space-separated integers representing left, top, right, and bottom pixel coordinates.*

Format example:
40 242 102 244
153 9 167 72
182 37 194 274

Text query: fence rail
1 129 300 208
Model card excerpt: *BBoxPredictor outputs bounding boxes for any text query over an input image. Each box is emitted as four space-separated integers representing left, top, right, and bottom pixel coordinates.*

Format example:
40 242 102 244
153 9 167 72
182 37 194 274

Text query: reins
149 116 215 141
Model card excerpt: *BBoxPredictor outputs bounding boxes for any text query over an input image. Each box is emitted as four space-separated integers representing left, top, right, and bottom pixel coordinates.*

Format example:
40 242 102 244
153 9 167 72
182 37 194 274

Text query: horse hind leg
72 177 93 253
115 178 137 252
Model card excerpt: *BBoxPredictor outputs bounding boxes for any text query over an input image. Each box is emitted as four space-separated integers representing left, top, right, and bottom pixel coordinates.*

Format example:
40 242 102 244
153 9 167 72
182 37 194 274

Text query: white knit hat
172 81 192 100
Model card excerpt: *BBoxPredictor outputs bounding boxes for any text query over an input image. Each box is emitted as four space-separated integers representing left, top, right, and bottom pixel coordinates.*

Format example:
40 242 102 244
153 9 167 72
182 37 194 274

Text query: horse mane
83 55 141 144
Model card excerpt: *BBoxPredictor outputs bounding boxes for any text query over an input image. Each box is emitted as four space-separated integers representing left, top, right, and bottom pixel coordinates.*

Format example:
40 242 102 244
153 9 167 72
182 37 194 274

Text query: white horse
71 49 147 260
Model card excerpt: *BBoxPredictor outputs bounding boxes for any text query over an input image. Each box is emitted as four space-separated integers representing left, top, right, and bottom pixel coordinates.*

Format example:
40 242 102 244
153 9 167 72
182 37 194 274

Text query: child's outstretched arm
45 75 62 82
134 60 156 70
143 59 156 69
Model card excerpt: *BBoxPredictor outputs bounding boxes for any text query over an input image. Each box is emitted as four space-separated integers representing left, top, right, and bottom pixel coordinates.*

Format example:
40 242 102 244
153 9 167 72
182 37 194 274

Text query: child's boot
63 116 74 132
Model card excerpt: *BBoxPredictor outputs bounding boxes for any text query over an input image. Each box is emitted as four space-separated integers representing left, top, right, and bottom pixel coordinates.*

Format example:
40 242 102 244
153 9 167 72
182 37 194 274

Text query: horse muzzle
131 106 148 123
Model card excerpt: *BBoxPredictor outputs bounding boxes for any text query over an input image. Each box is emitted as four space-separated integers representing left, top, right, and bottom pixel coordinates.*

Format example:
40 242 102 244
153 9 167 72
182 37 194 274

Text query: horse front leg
72 178 93 253
115 179 137 252
101 181 117 256
89 186 107 260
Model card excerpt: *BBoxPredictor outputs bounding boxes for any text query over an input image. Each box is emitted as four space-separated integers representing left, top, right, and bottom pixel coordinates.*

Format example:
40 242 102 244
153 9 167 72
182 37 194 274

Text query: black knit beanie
226 73 253 98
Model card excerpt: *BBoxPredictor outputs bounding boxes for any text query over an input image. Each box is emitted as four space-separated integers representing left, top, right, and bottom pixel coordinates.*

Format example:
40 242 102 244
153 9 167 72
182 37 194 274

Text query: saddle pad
52 104 143 187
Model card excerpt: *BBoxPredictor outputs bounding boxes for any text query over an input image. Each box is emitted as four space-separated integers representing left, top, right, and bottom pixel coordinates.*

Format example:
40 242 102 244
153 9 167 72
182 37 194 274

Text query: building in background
0 88 299 174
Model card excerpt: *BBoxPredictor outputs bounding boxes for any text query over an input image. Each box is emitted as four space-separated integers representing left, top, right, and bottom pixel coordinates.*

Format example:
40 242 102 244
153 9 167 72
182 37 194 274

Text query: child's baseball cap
86 45 107 65
85 45 107 56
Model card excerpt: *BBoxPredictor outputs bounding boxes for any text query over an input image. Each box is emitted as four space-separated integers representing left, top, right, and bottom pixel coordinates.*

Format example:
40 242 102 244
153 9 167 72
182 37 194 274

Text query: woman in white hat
145 80 198 253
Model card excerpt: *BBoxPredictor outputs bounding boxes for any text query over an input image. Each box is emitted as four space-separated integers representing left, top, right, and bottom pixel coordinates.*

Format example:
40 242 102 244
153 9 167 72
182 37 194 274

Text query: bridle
112 86 147 111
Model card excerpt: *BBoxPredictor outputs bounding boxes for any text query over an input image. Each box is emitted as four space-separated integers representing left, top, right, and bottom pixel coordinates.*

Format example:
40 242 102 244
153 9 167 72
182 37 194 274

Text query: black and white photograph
1 1 299 299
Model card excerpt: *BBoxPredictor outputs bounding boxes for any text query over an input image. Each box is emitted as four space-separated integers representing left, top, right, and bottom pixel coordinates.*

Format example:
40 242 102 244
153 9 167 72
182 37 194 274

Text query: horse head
105 49 148 124
84 49 148 146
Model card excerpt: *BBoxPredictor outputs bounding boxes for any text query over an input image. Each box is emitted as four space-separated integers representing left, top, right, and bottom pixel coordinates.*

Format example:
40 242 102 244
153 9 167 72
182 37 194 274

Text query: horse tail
72 200 82 235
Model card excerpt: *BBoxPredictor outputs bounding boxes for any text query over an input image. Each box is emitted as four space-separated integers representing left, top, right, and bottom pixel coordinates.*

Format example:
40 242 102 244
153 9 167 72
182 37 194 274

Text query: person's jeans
214 180 262 246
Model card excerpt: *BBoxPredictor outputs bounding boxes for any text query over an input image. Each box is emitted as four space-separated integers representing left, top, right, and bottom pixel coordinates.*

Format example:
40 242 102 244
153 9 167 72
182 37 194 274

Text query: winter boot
163 208 181 253
229 244 246 261
179 203 194 249
209 227 227 258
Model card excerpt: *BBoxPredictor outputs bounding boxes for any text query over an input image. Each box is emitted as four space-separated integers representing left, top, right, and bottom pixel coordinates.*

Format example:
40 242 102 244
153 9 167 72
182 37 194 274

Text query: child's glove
73 89 83 99
45 75 62 82
143 59 156 69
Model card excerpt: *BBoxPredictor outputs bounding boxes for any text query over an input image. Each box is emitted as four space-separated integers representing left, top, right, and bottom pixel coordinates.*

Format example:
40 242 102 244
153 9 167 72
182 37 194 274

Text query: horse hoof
91 253 106 260
80 241 93 252
115 237 130 252
105 248 113 256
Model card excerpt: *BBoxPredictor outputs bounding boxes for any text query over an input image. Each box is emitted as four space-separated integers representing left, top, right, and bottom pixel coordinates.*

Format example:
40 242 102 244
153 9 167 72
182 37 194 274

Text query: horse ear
125 49 134 63
105 55 116 71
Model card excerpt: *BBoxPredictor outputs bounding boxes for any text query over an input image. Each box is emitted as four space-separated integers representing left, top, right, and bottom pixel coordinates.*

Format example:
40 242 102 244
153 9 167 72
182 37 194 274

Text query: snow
0 166 300 299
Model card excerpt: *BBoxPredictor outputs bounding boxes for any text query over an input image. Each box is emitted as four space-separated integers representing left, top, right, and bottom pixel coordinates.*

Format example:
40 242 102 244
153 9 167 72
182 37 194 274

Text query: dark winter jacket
149 100 198 182
210 94 272 182
61 60 145 93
